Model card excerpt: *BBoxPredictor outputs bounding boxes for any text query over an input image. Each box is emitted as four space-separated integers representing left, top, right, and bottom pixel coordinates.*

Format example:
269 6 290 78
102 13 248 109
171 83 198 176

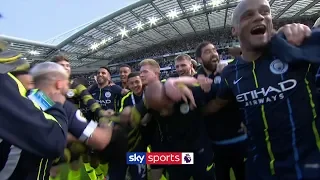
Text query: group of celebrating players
1 0 320 180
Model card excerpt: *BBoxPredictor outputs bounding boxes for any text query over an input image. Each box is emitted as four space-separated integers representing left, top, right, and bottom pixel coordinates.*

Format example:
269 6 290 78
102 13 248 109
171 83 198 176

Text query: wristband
27 89 55 111
79 120 98 142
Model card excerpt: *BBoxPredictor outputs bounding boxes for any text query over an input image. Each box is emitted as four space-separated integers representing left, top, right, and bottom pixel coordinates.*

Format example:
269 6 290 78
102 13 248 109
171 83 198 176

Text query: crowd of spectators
71 16 318 83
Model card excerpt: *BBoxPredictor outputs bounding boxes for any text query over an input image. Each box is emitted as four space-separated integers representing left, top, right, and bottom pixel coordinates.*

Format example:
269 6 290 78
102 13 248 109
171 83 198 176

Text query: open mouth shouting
250 25 267 36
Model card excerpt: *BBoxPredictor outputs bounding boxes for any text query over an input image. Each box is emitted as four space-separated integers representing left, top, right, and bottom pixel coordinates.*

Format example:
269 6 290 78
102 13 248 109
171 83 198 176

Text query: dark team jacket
195 67 246 142
119 92 144 151
0 74 68 180
0 100 90 180
63 100 88 139
89 84 126 163
89 84 123 112
217 30 320 175
0 73 68 159
115 81 127 112
119 92 143 112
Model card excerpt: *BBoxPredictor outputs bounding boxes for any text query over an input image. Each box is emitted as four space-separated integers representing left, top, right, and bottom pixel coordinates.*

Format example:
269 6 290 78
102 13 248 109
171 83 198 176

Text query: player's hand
177 84 197 110
99 117 114 128
101 109 115 117
214 63 227 75
121 89 130 95
48 92 66 104
69 142 88 154
164 77 198 102
277 23 311 46
197 75 213 93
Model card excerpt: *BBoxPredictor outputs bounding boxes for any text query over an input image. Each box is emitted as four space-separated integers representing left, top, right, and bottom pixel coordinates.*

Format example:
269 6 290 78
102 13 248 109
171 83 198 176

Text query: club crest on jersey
270 59 288 74
180 103 190 114
105 91 111 98
214 76 221 84
67 89 75 98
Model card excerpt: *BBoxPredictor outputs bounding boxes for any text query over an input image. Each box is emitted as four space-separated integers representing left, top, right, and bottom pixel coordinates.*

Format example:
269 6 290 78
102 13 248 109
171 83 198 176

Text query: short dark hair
119 64 132 70
195 41 212 58
51 55 69 63
128 72 140 79
99 66 111 74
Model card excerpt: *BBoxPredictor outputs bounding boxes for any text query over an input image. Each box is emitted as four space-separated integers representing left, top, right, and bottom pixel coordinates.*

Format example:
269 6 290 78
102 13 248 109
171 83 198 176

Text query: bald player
198 0 320 179
162 0 318 179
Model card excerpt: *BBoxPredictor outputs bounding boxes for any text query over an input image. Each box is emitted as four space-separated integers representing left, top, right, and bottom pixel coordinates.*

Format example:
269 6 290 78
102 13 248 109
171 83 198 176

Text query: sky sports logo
126 152 194 165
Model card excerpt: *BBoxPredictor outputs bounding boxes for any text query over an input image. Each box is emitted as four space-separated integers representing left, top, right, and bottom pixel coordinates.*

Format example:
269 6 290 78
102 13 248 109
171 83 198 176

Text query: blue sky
0 0 138 42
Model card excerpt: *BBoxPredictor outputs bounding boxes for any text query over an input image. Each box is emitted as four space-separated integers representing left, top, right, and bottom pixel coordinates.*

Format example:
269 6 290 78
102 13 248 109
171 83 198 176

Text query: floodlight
148 17 158 26
167 9 178 19
135 21 144 31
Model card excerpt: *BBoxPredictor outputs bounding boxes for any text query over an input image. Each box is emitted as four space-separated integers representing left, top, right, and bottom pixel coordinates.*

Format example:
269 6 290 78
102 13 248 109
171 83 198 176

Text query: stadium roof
1 0 319 72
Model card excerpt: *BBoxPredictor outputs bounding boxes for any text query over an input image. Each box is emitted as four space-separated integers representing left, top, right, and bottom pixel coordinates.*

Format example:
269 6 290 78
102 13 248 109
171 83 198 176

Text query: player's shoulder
111 84 122 89
220 60 236 77
226 59 236 65
2 73 18 86
70 79 79 88
73 77 89 88
115 81 122 86
63 100 78 114
2 73 26 96
88 83 98 92
71 80 87 91
122 91 132 100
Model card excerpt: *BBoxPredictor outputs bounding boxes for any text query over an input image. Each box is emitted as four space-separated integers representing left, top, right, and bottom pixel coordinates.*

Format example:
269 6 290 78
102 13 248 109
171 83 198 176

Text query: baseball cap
0 50 30 74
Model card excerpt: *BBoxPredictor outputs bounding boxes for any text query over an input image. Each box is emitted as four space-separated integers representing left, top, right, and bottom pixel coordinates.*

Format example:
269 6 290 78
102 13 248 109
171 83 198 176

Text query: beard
203 59 218 72
97 77 108 85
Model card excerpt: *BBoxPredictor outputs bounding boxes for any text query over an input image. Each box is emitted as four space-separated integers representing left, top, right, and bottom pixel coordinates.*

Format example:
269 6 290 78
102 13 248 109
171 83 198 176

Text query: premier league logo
270 59 288 74
184 154 191 163
182 152 194 164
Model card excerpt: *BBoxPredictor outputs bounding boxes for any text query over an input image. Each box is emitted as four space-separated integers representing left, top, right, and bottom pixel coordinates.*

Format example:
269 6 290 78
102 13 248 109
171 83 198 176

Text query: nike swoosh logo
206 163 214 171
233 77 243 84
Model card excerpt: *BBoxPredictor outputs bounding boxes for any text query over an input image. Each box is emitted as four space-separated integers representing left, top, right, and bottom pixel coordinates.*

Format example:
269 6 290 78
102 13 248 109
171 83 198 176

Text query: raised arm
73 82 105 119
